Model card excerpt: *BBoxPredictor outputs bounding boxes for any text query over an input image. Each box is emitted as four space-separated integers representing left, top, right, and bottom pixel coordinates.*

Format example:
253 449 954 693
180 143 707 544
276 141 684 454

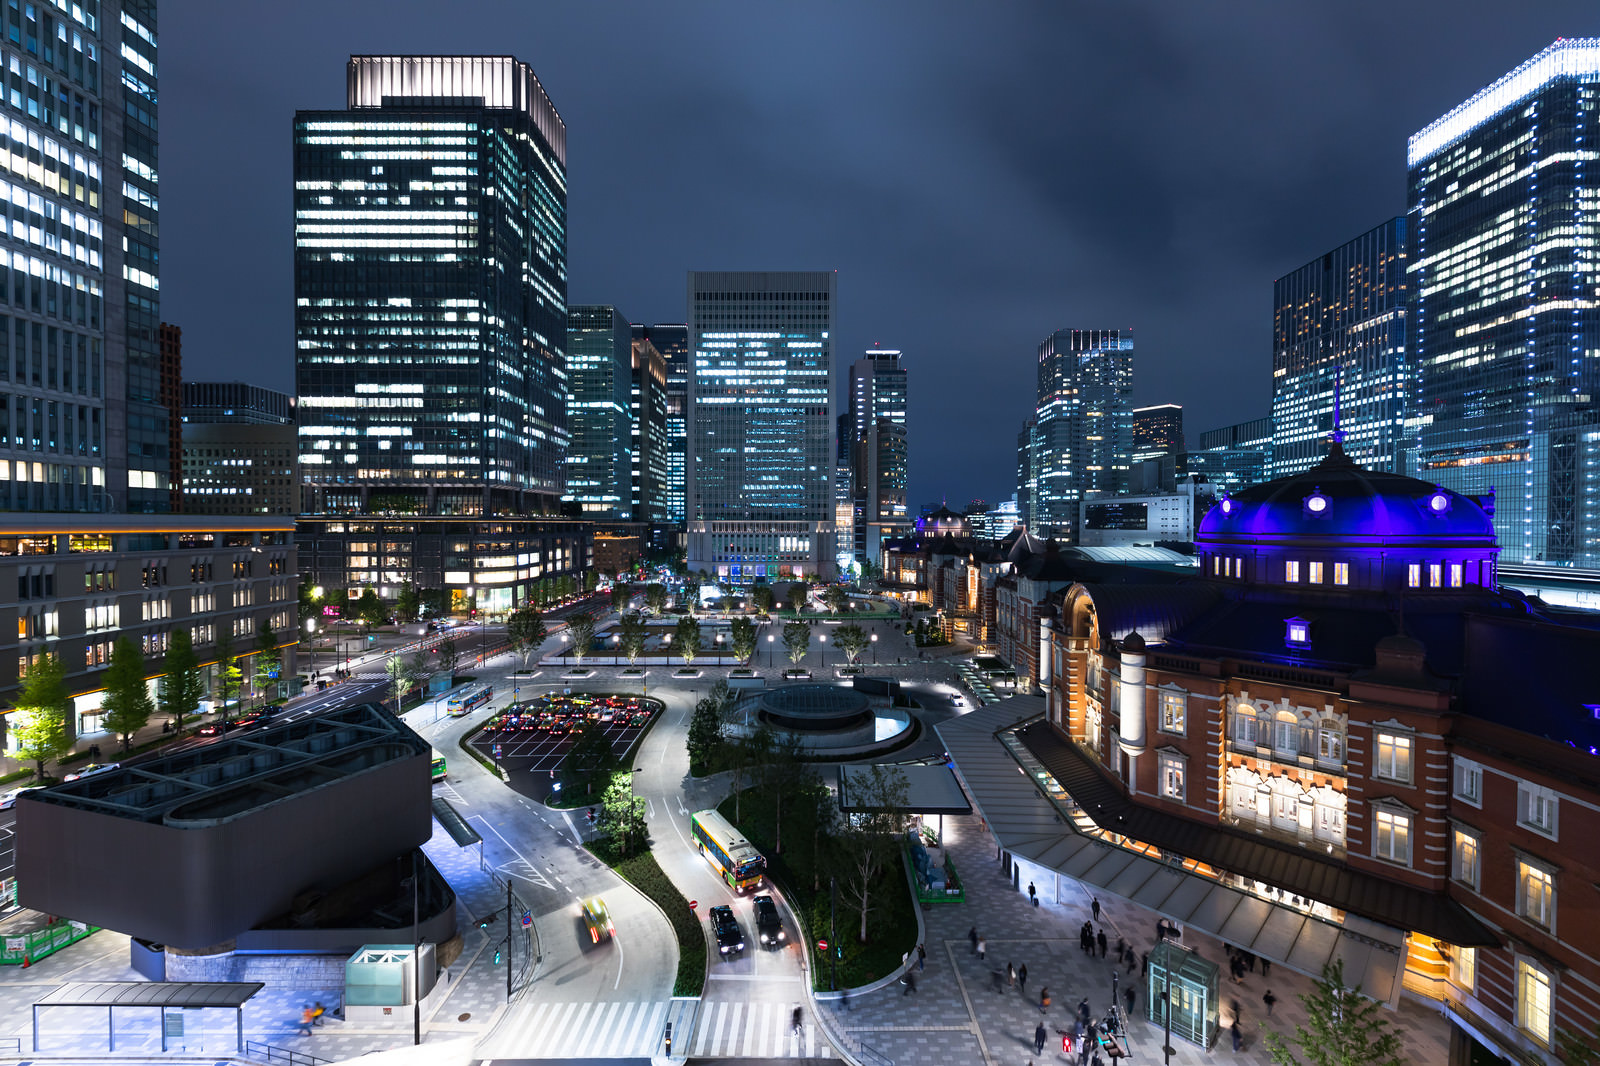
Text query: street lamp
306 618 317 680
871 631 877 664
767 632 775 668
819 634 827 669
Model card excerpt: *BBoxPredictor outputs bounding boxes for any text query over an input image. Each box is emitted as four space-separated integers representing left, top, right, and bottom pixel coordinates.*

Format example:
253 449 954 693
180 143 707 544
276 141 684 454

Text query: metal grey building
686 271 837 583
0 0 165 513
1191 415 1271 496
1409 38 1600 566
564 306 632 519
1272 217 1410 477
1031 329 1134 541
295 55 569 518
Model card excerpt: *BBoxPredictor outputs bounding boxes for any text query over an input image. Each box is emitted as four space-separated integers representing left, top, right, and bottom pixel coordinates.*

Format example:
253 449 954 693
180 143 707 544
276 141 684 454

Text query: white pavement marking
613 923 626 990
561 810 579 845
470 815 555 890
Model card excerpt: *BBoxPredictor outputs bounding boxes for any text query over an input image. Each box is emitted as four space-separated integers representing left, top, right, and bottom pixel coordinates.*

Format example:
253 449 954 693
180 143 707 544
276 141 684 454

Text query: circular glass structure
757 684 874 732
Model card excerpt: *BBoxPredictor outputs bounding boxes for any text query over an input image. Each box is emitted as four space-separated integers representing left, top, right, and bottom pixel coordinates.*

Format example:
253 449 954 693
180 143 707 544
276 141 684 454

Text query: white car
63 762 120 782
0 785 42 809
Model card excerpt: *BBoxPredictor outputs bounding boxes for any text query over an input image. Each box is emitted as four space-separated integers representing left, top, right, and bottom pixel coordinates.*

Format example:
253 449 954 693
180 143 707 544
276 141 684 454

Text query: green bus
431 748 447 782
690 809 765 892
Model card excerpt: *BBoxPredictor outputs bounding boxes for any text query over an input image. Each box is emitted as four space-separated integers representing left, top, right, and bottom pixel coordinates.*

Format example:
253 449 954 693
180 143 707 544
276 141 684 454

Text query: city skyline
155 2 1599 508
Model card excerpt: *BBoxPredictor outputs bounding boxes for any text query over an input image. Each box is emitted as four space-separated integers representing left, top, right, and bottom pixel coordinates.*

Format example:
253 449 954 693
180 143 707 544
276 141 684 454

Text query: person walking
1141 951 1149 979
903 971 917 995
1261 957 1271 978
969 926 978 953
298 1006 316 1036
1029 880 1037 905
1039 987 1052 1015
1078 998 1091 1027
1018 963 1029 996
918 942 926 971
1092 896 1102 922
1231 1020 1242 1052
1124 986 1135 1016
1263 989 1277 1016
311 1002 326 1027
1036 1021 1048 1054
1097 929 1108 958
977 935 987 960
1008 962 1016 989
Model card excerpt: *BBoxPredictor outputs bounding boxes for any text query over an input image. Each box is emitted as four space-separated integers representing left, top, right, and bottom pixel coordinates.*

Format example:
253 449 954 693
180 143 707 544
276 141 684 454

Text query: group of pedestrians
1078 920 1107 958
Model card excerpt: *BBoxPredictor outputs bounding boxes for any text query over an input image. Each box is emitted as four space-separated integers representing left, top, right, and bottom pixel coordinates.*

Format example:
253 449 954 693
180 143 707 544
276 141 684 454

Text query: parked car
710 904 746 957
63 762 120 782
753 894 786 948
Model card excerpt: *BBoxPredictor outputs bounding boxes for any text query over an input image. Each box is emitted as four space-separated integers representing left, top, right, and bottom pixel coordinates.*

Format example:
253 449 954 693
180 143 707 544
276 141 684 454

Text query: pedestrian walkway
688 999 836 1059
826 813 1452 1066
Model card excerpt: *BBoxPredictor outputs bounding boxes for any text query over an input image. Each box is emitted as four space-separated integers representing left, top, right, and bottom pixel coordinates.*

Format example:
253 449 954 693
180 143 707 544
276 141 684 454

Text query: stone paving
825 813 1451 1066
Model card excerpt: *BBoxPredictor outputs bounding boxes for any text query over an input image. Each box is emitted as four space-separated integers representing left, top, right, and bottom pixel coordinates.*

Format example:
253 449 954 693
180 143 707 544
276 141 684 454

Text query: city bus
690 809 766 892
446 683 494 717
430 748 447 782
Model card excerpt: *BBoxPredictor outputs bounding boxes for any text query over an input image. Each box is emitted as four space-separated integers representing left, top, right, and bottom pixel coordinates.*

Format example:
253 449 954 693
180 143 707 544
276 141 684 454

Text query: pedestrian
1231 1020 1242 1052
1040 986 1052 1014
792 1007 803 1034
1097 930 1108 958
1155 918 1168 941
969 926 978 953
1264 989 1277 1016
1008 962 1016 988
1035 1021 1048 1054
1092 896 1101 922
1079 998 1090 1026
1261 957 1271 978
992 969 1004 994
311 1002 326 1026
903 971 917 995
917 942 926 971
1029 880 1037 905
1116 936 1126 960
1246 951 1257 974
1126 951 1136 975
1019 963 1028 995
840 988 851 1012
978 935 987 960
298 1006 315 1036
1141 951 1149 979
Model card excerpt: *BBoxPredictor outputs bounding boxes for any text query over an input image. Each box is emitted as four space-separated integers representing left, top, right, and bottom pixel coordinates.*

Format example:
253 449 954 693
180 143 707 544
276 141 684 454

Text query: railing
243 1040 331 1066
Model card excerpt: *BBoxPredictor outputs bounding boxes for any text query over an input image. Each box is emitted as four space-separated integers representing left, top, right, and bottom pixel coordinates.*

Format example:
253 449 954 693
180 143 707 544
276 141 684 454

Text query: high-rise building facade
632 324 687 524
630 333 668 524
295 55 569 518
0 0 161 513
159 324 183 512
564 305 632 518
1131 403 1183 463
1031 329 1134 540
686 270 836 583
1016 418 1036 528
1191 415 1272 495
843 348 909 563
181 382 298 515
1409 39 1600 565
1272 217 1410 477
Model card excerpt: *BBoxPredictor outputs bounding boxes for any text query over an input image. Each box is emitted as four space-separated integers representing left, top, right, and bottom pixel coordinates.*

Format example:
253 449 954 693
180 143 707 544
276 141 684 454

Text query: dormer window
1285 616 1311 648
1220 497 1235 516
1304 489 1332 516
1427 490 1451 514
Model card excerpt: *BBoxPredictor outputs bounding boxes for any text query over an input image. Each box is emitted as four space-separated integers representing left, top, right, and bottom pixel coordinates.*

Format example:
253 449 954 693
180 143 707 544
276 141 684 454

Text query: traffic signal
493 947 502 965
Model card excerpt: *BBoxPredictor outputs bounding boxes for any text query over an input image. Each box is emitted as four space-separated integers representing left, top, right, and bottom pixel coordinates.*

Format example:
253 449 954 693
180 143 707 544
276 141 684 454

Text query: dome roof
1197 442 1496 547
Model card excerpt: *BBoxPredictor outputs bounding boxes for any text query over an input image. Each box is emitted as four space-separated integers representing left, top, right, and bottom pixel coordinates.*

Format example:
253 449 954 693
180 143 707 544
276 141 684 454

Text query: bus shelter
31 981 263 1053
1146 940 1219 1050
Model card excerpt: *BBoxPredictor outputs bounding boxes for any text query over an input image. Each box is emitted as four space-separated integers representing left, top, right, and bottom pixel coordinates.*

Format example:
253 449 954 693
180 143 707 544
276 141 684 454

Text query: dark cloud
158 0 1598 509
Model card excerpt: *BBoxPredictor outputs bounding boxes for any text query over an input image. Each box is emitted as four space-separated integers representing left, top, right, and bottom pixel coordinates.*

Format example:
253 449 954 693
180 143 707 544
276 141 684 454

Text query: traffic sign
493 744 502 758
521 911 532 928
689 900 698 911
817 938 829 952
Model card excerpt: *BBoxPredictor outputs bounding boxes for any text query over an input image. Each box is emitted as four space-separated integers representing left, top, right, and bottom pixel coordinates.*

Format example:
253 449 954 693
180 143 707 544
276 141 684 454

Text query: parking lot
467 693 661 774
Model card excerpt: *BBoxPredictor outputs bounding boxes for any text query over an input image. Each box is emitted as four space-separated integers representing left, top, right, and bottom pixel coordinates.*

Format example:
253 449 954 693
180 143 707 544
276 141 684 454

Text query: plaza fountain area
723 682 917 757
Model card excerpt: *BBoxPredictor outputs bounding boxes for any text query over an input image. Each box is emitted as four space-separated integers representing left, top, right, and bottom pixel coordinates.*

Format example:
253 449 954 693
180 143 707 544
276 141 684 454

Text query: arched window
1274 711 1299 757
1233 702 1258 746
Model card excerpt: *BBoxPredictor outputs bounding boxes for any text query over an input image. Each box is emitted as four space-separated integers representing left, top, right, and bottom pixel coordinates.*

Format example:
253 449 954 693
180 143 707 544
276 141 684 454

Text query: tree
1561 1020 1600 1066
686 685 726 776
395 581 421 623
385 653 419 716
619 612 648 666
253 621 280 708
13 654 71 779
214 633 242 722
859 560 883 584
436 637 460 679
782 620 811 665
561 721 619 801
598 770 648 858
611 582 632 611
729 722 774 826
1263 958 1405 1066
158 628 204 734
644 584 668 615
833 623 868 665
567 612 597 665
751 584 774 614
101 637 154 752
507 606 547 675
768 729 822 857
729 616 757 662
835 762 909 942
356 587 387 632
788 581 810 613
824 585 849 616
674 614 702 665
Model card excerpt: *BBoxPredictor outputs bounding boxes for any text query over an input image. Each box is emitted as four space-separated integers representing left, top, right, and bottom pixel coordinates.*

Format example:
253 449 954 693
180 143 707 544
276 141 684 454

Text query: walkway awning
838 763 971 815
432 796 482 847
32 981 263 1055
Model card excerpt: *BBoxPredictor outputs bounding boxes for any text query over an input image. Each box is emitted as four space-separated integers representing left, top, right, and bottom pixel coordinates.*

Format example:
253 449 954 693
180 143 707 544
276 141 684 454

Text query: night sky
160 2 1596 510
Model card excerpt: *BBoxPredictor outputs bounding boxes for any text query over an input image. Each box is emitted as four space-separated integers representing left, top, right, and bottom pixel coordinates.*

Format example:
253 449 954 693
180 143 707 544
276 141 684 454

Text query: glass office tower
1132 403 1184 463
0 0 157 513
1272 217 1410 477
632 323 687 523
1409 39 1600 565
630 333 669 524
844 348 909 563
295 55 569 517
1032 329 1134 540
686 270 836 583
564 305 631 518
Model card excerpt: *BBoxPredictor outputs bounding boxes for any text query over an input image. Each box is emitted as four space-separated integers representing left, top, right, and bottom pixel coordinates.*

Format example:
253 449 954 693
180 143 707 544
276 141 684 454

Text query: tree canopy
674 614 702 664
158 628 204 733
782 620 811 665
14 654 71 778
567 612 597 664
102 637 154 751
1263 958 1405 1066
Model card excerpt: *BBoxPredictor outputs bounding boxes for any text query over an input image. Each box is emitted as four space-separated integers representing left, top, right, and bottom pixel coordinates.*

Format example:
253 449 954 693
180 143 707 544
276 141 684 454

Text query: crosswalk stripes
479 996 838 1059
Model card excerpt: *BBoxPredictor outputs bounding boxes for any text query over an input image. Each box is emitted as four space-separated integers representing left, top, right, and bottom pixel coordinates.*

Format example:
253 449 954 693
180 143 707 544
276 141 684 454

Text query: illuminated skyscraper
295 55 569 516
1031 329 1134 540
1409 39 1600 565
844 348 909 563
1271 218 1410 477
632 323 688 523
686 270 836 583
629 333 669 524
1132 403 1184 463
0 1 160 512
564 305 631 518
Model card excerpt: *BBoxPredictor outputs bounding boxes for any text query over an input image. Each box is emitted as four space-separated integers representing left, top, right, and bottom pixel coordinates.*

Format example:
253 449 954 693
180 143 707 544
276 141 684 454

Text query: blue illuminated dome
1196 443 1499 593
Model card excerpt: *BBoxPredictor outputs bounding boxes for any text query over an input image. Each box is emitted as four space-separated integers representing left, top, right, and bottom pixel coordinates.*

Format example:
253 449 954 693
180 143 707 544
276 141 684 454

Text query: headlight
778 930 786 940
760 934 769 943
720 945 729 954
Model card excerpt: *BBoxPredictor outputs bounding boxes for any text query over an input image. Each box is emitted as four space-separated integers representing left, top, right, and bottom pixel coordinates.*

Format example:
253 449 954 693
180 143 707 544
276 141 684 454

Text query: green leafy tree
436 637 460 679
1263 958 1405 1066
782 620 811 665
356 587 387 632
158 628 204 734
507 606 547 675
598 770 648 858
101 637 154 752
768 729 822 856
788 581 810 613
611 583 632 611
729 616 757 662
561 721 619 801
674 614 702 665
751 584 774 614
686 685 726 776
859 560 882 584
214 633 242 722
833 623 868 665
394 581 421 623
729 722 774 826
619 612 648 666
834 762 909 942
824 585 849 615
583 570 599 593
644 583 668 615
1561 1021 1600 1066
13 654 71 779
567 612 597 665
385 653 419 716
252 621 280 707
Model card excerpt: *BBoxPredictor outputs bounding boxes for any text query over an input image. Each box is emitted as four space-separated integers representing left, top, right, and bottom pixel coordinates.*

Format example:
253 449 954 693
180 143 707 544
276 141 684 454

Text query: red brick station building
937 443 1600 1064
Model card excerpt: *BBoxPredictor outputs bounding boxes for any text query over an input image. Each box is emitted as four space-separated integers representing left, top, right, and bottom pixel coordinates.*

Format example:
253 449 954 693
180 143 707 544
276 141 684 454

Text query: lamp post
819 634 827 669
871 631 877 664
767 632 775 668
306 618 317 679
